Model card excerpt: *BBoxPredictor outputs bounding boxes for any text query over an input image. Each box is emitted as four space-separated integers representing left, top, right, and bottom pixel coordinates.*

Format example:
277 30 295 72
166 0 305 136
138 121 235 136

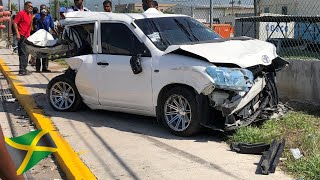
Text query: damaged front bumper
207 72 279 131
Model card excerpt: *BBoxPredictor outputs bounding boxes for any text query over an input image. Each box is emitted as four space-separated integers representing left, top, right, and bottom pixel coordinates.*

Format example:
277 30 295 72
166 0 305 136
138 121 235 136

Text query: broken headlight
205 67 254 92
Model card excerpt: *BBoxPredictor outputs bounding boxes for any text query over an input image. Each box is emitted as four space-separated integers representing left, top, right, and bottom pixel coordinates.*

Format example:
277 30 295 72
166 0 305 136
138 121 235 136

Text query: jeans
36 58 49 71
13 35 18 48
17 36 29 72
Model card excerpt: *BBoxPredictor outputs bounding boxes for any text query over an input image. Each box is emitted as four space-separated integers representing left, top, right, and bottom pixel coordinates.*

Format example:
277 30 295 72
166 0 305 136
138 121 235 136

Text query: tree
49 0 72 19
8 2 18 11
59 0 72 8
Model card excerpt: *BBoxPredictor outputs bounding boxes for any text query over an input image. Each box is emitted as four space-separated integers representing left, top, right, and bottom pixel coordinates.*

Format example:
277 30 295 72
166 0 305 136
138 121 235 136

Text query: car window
101 23 150 56
64 23 94 56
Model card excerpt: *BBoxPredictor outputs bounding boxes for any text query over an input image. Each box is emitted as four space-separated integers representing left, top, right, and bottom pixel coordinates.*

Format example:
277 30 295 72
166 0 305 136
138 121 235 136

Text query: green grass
230 112 320 180
54 58 68 66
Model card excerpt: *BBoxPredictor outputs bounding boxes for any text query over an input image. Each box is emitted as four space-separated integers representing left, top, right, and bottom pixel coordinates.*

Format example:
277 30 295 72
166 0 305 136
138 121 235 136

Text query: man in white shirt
142 0 162 14
66 0 89 13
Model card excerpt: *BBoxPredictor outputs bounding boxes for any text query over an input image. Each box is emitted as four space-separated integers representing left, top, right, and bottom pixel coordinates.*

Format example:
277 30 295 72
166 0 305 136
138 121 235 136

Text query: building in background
115 3 175 13
166 4 254 24
258 0 320 16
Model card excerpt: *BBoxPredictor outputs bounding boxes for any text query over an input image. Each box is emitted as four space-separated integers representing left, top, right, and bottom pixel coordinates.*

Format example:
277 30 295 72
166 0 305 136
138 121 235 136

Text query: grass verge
230 112 320 180
54 58 68 66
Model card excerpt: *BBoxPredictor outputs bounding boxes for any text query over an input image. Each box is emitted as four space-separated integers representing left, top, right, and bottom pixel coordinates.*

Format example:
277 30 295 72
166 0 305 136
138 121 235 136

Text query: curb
0 58 96 180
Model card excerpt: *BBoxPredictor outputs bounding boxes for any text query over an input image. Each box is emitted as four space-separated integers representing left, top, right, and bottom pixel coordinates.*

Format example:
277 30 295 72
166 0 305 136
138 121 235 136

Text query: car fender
65 56 84 71
152 54 215 107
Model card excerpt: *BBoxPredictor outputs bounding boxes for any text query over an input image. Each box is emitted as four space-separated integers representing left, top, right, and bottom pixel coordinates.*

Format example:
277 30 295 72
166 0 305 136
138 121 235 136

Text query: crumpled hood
164 38 278 68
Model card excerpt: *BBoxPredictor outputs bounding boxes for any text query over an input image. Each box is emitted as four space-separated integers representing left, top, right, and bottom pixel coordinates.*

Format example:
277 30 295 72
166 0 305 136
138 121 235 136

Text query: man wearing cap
67 0 89 12
59 7 66 19
34 5 55 73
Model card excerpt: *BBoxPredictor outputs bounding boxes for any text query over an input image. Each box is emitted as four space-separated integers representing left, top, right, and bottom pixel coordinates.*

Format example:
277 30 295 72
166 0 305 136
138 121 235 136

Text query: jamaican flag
5 130 57 175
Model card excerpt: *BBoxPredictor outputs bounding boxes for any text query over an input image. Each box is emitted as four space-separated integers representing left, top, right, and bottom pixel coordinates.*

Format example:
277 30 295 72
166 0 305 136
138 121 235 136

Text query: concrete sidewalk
0 48 95 179
0 48 292 180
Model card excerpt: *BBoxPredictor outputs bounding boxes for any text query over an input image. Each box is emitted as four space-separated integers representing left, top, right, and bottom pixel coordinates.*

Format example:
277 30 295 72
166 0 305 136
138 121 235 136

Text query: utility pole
18 0 20 11
0 0 3 40
54 0 59 21
254 0 259 39
209 0 213 29
8 0 12 48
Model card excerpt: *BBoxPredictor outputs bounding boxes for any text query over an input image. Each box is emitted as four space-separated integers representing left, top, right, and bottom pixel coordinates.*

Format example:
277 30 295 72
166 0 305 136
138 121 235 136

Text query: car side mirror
130 54 143 74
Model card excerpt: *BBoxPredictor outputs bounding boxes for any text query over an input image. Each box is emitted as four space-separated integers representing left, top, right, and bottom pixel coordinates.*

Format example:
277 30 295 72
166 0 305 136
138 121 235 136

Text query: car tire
47 74 83 112
159 87 202 137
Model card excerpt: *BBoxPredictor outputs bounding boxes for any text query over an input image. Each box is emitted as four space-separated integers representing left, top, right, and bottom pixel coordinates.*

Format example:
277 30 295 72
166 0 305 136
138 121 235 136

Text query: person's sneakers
36 69 41 73
42 69 51 73
19 70 32 76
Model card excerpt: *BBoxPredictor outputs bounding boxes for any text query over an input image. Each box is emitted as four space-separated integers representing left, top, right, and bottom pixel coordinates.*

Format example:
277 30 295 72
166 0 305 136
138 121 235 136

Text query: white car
40 12 288 136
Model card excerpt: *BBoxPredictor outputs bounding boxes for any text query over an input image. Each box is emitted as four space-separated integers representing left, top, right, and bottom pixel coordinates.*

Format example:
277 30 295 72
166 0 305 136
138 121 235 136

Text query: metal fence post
8 0 11 48
210 0 213 29
254 0 259 39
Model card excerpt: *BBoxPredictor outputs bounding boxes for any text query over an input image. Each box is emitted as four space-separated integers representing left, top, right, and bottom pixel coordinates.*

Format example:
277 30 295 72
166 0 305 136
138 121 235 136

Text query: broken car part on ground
26 12 288 136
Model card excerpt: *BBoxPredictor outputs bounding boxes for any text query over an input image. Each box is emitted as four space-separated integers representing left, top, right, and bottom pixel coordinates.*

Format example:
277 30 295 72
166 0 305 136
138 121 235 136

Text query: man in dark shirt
34 6 55 73
13 1 33 76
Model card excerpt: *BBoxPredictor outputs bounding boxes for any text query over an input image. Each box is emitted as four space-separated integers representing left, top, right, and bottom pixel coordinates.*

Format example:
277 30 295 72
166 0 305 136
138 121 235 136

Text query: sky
2 0 253 11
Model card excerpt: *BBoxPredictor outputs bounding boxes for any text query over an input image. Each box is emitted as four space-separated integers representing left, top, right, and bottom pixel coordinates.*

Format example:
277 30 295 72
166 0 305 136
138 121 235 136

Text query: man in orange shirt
13 1 33 76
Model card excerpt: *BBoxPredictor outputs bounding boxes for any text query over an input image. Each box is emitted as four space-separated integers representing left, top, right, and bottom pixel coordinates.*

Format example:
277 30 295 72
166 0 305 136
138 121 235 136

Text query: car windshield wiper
183 19 200 41
174 18 199 42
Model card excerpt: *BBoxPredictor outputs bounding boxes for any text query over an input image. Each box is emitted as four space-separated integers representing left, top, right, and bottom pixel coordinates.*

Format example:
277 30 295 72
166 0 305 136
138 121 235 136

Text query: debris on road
5 98 16 103
230 142 270 155
259 139 286 175
290 148 303 160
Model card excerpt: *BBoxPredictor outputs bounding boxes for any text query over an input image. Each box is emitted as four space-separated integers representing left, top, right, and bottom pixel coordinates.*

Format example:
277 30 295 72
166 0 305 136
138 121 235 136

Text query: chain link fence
12 0 320 60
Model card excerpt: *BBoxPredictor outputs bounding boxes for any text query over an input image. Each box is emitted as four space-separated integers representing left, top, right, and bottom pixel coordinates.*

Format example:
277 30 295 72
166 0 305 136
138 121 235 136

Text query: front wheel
159 87 202 136
47 74 83 111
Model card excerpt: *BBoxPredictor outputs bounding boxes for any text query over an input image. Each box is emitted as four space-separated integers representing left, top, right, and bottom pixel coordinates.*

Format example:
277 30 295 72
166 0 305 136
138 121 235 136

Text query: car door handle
97 62 109 66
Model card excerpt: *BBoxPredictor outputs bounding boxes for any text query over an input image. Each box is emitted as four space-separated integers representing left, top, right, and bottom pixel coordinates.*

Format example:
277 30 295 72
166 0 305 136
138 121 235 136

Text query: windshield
135 17 221 51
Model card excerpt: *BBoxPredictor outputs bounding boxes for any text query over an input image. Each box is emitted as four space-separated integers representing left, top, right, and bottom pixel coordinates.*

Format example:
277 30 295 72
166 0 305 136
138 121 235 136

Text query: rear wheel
159 87 202 136
47 74 83 111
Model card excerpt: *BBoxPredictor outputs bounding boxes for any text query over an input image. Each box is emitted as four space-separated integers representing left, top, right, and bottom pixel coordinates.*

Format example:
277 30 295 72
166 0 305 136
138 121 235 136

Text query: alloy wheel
49 81 76 110
164 94 192 132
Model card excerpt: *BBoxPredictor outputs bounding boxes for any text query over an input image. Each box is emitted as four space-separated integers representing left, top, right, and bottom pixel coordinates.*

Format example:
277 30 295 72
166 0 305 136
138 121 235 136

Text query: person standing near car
66 0 89 13
11 15 18 53
28 6 39 67
142 0 162 14
152 1 159 10
103 1 112 12
13 1 33 76
34 8 55 73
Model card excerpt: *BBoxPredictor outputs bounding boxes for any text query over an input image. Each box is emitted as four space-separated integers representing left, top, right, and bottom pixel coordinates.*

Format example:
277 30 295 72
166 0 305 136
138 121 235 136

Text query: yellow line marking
0 58 96 180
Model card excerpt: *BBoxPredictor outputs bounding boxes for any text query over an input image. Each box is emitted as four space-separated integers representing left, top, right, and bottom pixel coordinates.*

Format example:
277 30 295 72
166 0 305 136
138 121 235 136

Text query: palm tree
10 2 18 11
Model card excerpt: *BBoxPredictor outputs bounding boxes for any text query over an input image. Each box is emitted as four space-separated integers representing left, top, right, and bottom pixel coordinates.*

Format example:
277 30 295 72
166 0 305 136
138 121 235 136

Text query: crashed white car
29 12 288 136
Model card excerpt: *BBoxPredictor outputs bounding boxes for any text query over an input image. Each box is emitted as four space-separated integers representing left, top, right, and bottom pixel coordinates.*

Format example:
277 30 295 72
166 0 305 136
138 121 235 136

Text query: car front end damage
203 57 288 131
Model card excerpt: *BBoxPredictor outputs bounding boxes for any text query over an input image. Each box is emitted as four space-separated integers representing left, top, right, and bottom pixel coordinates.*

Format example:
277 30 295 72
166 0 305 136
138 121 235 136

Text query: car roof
62 11 188 26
